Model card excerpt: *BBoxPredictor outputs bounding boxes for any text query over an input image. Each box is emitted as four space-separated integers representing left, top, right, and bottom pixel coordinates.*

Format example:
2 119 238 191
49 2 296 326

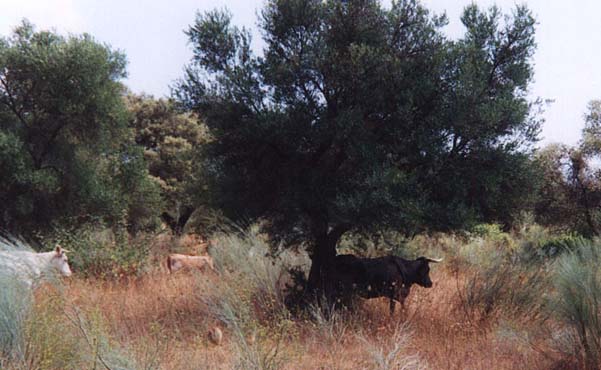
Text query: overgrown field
1 225 600 369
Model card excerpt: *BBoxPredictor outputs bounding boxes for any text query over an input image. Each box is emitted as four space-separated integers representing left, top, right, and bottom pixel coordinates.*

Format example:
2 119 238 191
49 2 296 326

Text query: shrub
307 302 352 346
0 274 32 363
18 288 80 370
65 307 140 370
207 229 289 320
458 258 549 323
538 235 587 259
357 323 425 370
0 276 140 370
43 223 157 279
517 226 586 261
199 227 300 369
552 239 601 369
455 236 550 323
470 223 516 250
230 319 291 370
403 232 460 261
0 234 35 252
338 230 455 263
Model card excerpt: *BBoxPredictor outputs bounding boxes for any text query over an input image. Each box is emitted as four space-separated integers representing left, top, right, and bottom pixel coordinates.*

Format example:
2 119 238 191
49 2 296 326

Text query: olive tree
176 0 540 292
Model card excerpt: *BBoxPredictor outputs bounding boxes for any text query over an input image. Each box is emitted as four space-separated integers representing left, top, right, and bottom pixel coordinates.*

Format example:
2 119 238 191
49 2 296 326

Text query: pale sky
1 0 599 146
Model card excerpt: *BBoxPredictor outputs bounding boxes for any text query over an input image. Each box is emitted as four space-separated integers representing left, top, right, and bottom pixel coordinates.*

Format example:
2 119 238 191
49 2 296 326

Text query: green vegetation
0 276 140 370
126 94 209 235
199 229 295 369
0 21 161 234
44 223 158 279
2 1 601 369
0 274 31 360
534 102 601 237
175 0 541 292
553 239 601 369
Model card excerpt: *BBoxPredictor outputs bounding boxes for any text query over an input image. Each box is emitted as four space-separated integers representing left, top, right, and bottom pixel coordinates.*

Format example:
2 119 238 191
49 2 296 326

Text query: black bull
325 254 442 314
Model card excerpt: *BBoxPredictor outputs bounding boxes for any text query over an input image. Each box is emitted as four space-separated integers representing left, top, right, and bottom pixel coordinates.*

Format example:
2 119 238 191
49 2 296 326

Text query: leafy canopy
535 101 601 236
0 21 161 232
126 93 208 233
176 0 540 253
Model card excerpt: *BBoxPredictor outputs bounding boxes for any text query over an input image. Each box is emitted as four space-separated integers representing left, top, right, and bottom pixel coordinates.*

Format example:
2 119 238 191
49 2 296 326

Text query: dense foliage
175 0 541 289
0 21 161 233
126 94 208 234
535 101 601 237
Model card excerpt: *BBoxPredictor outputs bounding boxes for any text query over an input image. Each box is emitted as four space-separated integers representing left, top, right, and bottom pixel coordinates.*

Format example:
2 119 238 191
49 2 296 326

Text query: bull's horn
426 257 443 263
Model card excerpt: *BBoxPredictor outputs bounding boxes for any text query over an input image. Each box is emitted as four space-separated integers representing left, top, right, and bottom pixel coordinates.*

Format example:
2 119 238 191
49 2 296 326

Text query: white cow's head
51 245 72 277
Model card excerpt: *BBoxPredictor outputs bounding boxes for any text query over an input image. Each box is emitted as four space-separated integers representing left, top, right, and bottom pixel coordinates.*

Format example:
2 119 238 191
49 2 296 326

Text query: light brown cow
167 254 215 274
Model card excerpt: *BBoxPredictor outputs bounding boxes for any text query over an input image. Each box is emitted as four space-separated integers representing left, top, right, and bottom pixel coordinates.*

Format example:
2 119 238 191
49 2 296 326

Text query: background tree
0 21 161 233
535 101 601 236
126 93 208 234
176 0 540 292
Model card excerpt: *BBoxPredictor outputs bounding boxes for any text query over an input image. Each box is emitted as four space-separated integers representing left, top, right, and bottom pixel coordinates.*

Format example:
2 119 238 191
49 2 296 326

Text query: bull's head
413 257 442 288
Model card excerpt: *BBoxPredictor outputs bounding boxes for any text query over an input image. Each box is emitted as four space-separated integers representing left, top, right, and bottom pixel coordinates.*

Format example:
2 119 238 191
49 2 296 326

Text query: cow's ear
55 245 64 256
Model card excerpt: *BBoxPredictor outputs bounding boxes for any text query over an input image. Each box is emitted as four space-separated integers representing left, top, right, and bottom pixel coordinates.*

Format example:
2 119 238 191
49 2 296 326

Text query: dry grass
55 264 555 370
66 271 230 369
404 269 552 370
1 228 574 369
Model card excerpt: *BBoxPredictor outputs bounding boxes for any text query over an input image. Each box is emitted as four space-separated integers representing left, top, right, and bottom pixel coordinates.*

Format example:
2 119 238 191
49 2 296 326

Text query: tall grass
65 307 141 370
357 323 425 370
0 273 141 369
0 274 32 364
198 227 304 369
307 302 353 346
458 253 550 322
552 238 601 370
443 227 551 323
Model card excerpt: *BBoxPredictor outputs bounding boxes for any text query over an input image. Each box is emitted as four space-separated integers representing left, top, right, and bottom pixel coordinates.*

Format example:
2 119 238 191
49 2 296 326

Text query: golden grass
53 264 558 370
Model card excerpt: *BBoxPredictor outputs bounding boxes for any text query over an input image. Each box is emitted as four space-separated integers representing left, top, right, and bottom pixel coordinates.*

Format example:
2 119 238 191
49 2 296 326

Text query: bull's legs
400 285 410 309
389 297 396 316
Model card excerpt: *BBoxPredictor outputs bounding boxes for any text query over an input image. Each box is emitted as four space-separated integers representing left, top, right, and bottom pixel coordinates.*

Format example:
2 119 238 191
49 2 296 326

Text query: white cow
0 245 72 286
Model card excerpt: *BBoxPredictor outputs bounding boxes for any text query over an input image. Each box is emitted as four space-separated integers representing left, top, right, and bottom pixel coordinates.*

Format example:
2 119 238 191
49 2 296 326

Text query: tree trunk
306 223 351 297
161 206 195 235
307 236 337 295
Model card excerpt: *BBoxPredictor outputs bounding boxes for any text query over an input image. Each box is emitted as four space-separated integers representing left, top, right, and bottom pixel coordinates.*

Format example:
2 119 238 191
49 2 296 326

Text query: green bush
199 227 300 369
357 323 425 370
0 274 31 363
43 223 157 279
459 257 549 323
204 227 294 327
538 235 587 258
0 275 140 369
18 290 81 370
65 308 141 370
470 223 516 250
552 239 601 369
454 234 550 323
518 230 587 262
